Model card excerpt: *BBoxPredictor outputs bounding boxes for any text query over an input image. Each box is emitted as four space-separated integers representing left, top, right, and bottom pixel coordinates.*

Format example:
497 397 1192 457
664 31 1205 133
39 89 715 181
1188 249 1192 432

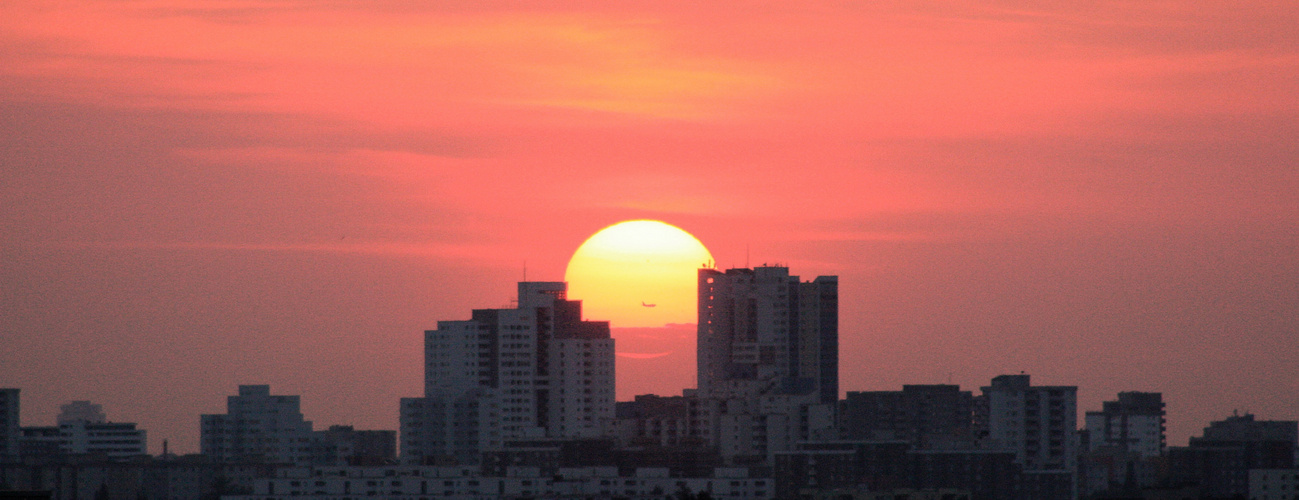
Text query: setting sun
565 220 713 327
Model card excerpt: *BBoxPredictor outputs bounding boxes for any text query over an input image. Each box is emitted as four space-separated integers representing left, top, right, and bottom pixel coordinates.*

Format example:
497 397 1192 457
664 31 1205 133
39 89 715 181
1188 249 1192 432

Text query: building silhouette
1167 413 1298 498
693 266 838 464
977 373 1077 497
19 421 148 461
201 385 315 464
614 394 691 448
57 401 107 425
15 400 147 462
1084 392 1165 457
839 385 974 449
400 282 615 465
313 425 397 466
774 441 1022 500
1078 392 1166 496
0 389 19 462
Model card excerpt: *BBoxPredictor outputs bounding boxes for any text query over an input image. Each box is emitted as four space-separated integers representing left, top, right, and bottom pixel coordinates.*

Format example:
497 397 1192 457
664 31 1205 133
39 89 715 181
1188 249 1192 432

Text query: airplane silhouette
641 302 656 307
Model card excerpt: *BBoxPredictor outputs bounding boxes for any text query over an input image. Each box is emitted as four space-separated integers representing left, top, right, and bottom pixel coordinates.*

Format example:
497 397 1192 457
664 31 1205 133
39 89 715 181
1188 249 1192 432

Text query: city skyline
2 266 1293 459
3 1 1298 456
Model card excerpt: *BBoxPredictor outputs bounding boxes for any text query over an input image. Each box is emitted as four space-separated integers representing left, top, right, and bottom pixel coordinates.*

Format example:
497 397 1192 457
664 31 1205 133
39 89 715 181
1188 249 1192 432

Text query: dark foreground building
774 441 1043 500
1166 413 1297 498
0 455 275 500
839 385 974 449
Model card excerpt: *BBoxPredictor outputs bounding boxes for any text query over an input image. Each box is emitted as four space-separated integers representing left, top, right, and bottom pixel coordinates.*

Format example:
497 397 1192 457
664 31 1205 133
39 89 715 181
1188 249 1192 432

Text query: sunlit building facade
693 266 839 464
401 282 614 465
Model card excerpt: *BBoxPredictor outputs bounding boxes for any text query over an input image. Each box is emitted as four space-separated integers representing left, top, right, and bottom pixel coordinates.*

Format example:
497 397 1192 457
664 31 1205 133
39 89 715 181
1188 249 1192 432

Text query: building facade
315 425 397 466
1168 413 1298 498
225 465 770 500
62 421 147 459
0 389 17 462
979 374 1077 473
614 394 691 448
401 282 615 464
693 267 838 464
839 385 974 449
16 399 147 462
1250 469 1299 500
0 458 276 500
201 385 316 464
1084 391 1165 457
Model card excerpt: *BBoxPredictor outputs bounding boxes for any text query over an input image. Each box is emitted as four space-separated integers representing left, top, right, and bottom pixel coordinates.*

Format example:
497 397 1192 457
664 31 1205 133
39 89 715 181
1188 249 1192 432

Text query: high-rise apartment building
697 267 838 404
693 267 838 464
0 389 18 462
1085 392 1165 457
979 374 1077 472
201 385 316 464
401 282 615 465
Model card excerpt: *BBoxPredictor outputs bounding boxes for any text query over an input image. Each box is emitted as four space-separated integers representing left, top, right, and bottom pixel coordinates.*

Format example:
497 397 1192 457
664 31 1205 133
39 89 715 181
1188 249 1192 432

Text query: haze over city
2 1 1297 458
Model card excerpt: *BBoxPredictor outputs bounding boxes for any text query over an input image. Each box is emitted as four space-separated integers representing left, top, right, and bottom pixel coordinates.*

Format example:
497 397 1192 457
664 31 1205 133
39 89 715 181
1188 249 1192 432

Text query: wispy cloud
43 239 498 261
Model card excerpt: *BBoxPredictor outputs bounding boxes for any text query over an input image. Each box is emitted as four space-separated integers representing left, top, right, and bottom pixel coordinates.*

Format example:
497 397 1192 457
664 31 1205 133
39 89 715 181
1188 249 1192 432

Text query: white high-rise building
1085 392 1165 458
693 267 839 464
201 385 316 464
401 282 615 465
981 374 1077 472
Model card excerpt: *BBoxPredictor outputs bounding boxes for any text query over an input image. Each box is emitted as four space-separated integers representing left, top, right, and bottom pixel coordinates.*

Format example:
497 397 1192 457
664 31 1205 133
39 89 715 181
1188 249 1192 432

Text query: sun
565 220 713 327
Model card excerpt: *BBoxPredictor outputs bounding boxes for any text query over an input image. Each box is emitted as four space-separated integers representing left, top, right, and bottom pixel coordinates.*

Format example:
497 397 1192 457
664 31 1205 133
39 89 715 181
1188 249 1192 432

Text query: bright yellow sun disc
565 220 713 327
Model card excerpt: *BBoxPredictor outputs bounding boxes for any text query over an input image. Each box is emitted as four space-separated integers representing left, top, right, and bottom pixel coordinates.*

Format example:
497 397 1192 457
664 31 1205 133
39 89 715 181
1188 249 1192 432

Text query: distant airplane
641 302 656 307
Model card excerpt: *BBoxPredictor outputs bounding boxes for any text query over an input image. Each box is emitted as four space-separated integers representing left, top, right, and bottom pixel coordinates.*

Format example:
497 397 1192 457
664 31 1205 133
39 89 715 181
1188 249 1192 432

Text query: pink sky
2 1 1297 454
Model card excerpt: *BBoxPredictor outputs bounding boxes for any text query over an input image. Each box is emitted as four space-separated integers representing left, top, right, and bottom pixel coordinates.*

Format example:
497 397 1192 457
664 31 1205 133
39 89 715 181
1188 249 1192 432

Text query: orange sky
2 1 1297 454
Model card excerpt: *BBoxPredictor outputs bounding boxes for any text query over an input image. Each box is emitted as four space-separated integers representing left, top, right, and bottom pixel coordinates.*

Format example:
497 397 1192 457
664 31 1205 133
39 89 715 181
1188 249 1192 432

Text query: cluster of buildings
0 396 148 462
2 266 1298 500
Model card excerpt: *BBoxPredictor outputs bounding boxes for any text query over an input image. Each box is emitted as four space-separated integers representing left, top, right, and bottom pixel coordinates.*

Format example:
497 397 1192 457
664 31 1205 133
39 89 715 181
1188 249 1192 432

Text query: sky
2 1 1297 455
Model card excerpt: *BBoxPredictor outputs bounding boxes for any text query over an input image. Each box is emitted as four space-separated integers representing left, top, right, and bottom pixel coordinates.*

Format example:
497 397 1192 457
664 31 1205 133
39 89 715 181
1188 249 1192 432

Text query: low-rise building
839 385 974 449
222 465 772 500
614 394 692 448
774 441 1024 500
18 421 146 461
0 456 276 500
313 425 396 466
1168 413 1298 498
